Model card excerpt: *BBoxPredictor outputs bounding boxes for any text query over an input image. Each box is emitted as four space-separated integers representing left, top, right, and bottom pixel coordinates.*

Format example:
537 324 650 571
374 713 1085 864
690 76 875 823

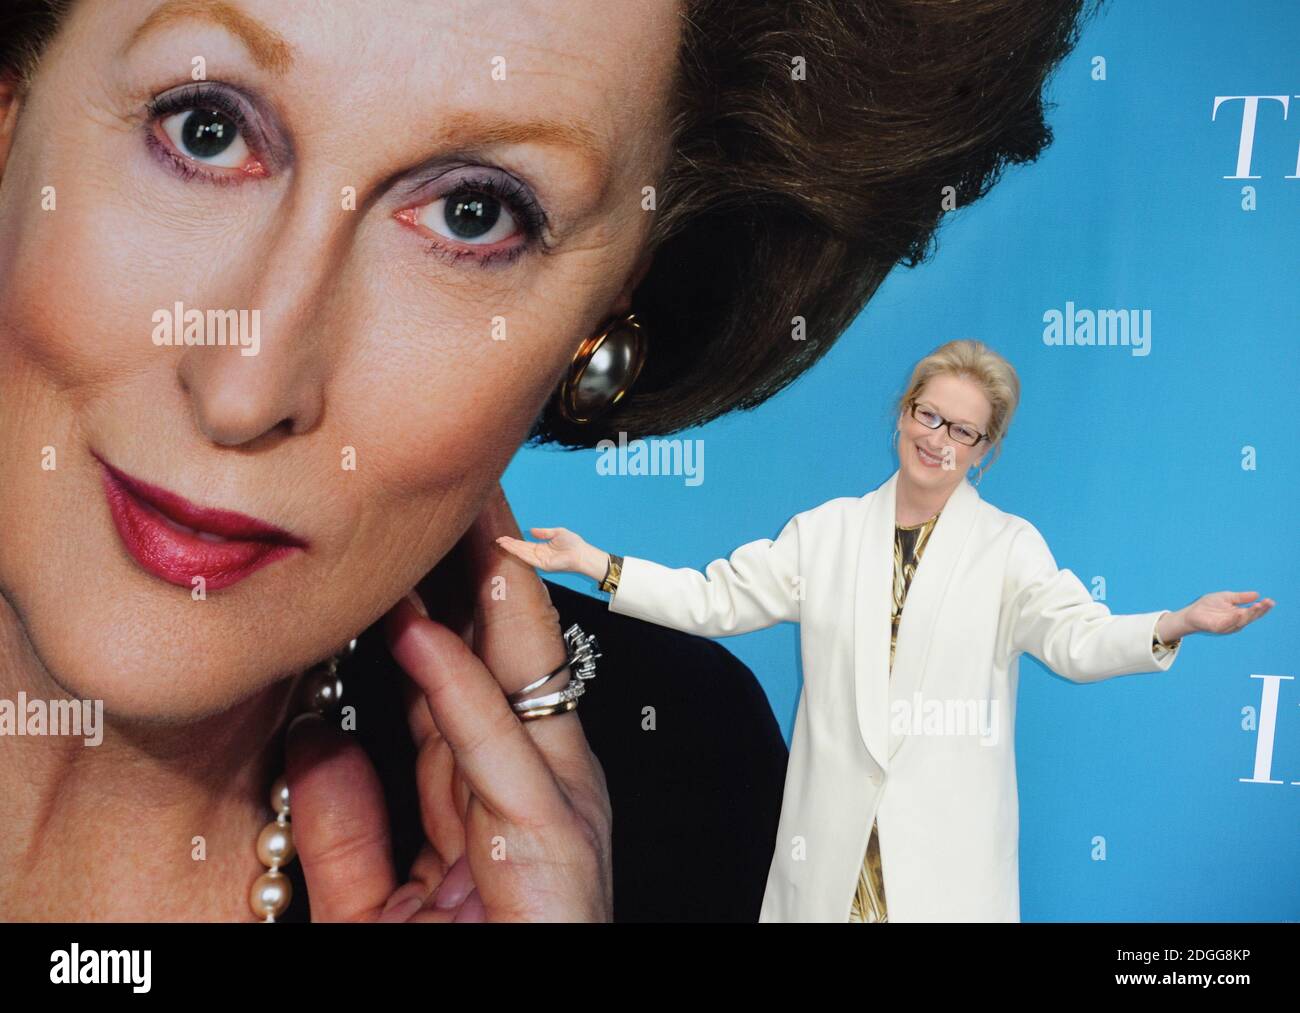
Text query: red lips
96 454 306 591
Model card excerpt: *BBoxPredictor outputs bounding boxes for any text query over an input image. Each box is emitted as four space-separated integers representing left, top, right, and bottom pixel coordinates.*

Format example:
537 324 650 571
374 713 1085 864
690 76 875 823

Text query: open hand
1180 590 1275 636
495 526 608 581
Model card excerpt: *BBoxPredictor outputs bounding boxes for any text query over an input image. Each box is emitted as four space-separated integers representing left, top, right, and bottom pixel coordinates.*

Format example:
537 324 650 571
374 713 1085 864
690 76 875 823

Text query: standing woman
497 339 1274 922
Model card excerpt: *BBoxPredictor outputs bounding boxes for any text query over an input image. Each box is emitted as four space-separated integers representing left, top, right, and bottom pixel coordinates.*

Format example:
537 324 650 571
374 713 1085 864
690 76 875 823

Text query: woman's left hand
1172 590 1275 637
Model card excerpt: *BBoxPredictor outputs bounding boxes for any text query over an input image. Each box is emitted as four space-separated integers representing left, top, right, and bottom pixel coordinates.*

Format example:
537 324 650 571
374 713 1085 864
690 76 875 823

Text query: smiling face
897 372 993 495
0 0 680 720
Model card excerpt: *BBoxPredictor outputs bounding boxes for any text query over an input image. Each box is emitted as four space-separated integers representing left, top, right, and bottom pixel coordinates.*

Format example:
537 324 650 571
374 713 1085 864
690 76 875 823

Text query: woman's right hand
286 488 613 923
495 527 608 582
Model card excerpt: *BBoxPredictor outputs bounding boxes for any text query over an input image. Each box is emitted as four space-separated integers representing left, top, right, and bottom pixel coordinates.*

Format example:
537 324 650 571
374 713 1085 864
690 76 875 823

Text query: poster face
0 0 1292 971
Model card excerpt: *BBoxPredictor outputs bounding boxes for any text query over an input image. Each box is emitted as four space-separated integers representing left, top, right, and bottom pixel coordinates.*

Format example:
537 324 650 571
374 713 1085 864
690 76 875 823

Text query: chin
14 591 309 725
2 545 350 726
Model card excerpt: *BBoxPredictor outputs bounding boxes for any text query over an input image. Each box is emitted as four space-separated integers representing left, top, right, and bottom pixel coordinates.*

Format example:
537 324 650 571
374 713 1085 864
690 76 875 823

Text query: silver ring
509 624 600 715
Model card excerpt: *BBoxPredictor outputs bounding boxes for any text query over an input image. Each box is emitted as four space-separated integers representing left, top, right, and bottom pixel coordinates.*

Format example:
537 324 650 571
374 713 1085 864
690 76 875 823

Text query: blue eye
145 83 268 180
422 187 521 246
397 172 549 266
160 107 250 167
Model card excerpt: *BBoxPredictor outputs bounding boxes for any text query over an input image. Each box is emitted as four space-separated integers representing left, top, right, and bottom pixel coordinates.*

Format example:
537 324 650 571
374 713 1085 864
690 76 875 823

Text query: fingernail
432 856 473 909
405 590 429 619
452 889 486 923
377 895 424 923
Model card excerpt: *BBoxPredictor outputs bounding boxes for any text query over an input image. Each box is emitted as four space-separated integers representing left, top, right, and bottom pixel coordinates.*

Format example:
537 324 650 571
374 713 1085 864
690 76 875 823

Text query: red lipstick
96 455 306 591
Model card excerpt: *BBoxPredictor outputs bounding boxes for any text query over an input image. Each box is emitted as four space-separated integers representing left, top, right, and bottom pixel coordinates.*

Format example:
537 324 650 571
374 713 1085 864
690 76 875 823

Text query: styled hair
895 339 1021 481
0 0 1096 450
536 0 1097 448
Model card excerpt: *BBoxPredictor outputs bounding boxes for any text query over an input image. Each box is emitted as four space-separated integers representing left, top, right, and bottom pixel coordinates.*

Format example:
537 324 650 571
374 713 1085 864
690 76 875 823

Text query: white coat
606 468 1181 922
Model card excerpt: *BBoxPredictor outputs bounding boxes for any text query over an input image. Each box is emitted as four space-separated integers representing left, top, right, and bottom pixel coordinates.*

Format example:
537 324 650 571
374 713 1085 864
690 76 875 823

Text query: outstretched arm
498 517 803 638
1005 523 1274 683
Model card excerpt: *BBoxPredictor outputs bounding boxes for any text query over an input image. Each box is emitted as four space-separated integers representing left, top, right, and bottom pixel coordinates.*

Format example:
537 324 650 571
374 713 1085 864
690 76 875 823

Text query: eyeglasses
909 400 987 447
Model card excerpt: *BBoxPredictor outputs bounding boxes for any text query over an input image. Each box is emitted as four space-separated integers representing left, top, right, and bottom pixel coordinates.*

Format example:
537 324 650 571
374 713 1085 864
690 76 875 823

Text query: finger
465 486 570 695
463 485 594 772
376 881 430 923
406 545 475 753
400 549 474 772
1228 591 1261 604
411 720 466 865
389 592 471 864
1236 603 1268 627
493 535 548 570
453 889 487 922
286 714 398 922
427 852 475 911
385 597 570 824
406 842 451 896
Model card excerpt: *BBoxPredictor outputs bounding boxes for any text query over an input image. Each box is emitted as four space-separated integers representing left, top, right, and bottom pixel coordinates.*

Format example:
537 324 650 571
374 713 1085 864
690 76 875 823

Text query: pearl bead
250 869 291 921
256 820 296 869
301 665 344 712
270 775 290 817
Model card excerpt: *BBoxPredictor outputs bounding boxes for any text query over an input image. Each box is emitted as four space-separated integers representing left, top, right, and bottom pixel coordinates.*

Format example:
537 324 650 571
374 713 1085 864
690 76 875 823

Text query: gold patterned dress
848 510 941 923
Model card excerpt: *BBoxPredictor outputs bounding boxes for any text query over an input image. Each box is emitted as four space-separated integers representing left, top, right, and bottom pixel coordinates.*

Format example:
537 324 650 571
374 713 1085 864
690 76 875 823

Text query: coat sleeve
606 515 803 637
1004 521 1181 683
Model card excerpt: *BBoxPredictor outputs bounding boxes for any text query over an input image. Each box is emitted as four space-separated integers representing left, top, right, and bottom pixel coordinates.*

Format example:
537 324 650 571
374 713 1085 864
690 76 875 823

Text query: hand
285 483 613 922
1175 591 1275 637
495 526 608 581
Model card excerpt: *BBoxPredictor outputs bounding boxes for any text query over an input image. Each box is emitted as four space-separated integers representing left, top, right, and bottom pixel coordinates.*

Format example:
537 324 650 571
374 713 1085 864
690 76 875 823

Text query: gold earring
557 312 647 424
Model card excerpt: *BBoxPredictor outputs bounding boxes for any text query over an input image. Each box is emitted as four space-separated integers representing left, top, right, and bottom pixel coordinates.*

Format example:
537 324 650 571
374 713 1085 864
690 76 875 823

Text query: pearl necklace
249 643 351 922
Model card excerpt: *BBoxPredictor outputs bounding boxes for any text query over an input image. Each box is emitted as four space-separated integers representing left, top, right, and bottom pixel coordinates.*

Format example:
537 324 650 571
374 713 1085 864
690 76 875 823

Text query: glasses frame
908 399 988 447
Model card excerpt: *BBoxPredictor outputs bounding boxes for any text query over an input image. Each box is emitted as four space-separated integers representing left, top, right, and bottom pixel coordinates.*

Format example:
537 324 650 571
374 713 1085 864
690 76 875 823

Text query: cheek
325 316 572 569
0 172 208 399
335 250 593 511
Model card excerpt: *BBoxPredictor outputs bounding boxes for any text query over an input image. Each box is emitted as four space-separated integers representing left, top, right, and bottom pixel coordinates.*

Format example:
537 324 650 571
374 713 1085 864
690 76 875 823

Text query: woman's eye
160 108 251 169
417 190 520 246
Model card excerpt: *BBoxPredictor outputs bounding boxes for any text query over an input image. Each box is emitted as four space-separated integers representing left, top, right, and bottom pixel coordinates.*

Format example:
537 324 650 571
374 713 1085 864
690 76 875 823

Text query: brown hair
895 339 1021 482
0 0 74 92
540 0 1098 446
0 0 1098 448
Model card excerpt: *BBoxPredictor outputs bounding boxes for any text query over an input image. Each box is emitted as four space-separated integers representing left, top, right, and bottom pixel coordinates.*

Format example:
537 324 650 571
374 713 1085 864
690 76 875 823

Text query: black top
280 579 789 922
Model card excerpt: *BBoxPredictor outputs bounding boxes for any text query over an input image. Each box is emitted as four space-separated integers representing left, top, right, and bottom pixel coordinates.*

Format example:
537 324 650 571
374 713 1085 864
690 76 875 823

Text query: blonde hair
894 339 1020 482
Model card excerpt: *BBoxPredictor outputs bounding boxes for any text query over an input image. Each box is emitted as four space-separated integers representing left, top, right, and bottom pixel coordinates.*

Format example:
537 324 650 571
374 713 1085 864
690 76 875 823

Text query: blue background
503 0 1300 921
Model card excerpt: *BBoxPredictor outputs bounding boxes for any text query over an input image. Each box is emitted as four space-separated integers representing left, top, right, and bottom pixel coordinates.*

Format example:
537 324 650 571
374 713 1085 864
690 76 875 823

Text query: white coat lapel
852 470 981 770
886 475 980 759
851 471 898 772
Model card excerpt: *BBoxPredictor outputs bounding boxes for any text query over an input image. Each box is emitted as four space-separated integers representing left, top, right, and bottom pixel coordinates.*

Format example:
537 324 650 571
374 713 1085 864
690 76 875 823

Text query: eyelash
144 85 258 186
420 174 549 267
141 84 549 265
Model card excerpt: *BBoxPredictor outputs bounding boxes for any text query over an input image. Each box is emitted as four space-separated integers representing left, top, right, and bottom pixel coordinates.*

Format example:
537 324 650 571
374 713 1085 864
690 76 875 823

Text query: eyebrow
430 111 609 187
125 0 294 75
124 3 608 184
918 401 980 428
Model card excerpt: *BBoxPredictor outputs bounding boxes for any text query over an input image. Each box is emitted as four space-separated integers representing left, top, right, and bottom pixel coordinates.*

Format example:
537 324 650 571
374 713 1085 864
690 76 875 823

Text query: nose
175 217 342 447
178 329 325 447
